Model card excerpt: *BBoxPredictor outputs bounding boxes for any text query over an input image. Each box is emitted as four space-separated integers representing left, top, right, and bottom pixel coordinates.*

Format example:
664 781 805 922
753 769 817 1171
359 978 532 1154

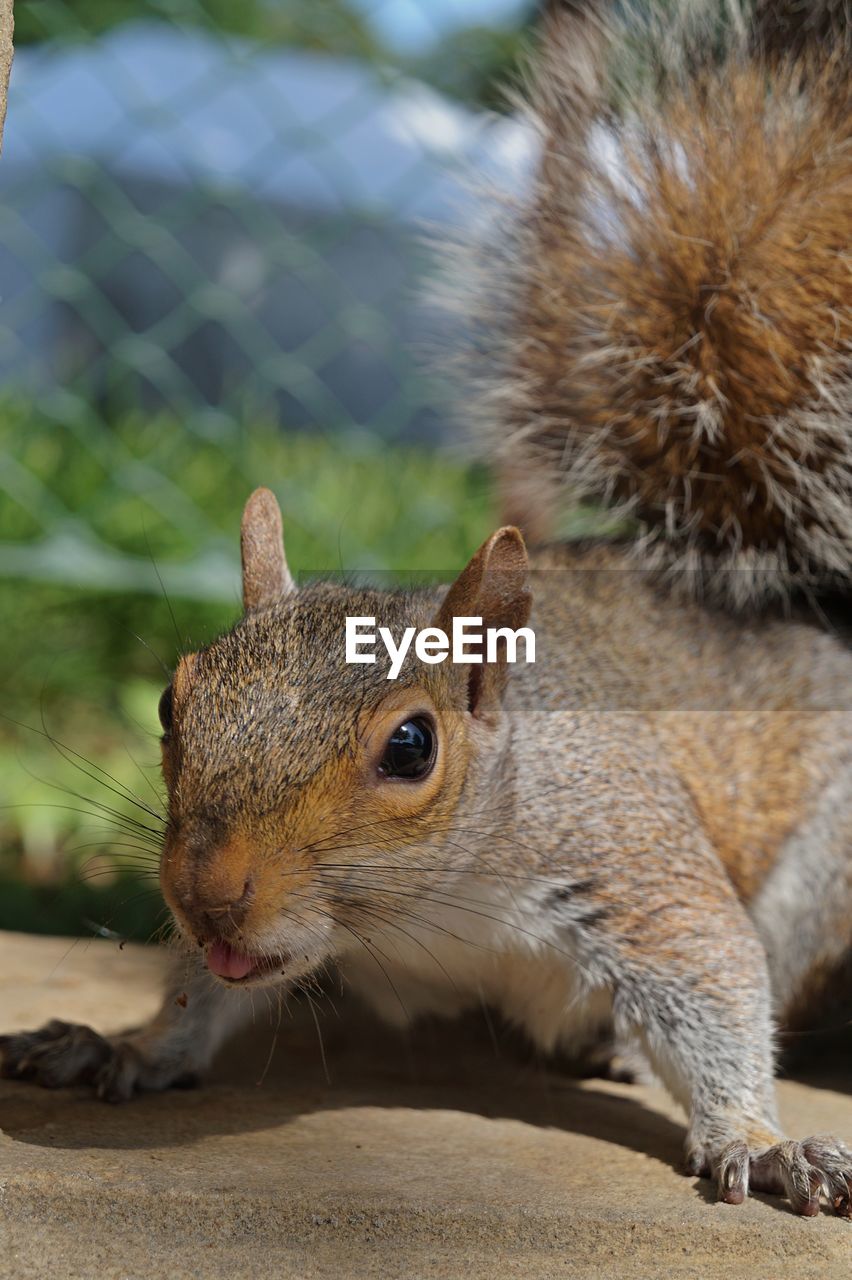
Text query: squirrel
2 0 852 1219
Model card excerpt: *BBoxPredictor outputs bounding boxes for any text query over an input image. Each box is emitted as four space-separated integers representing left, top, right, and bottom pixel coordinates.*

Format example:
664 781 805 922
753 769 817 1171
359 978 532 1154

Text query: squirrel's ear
435 526 531 719
240 488 295 611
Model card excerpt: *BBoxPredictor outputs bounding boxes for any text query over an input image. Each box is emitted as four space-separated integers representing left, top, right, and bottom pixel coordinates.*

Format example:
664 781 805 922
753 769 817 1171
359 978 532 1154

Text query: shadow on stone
0 1000 687 1173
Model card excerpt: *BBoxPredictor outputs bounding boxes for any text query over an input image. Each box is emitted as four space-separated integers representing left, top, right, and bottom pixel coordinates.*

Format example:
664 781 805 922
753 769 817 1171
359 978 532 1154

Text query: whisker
142 524 187 653
330 916 410 1023
303 991 331 1086
124 627 172 680
303 872 599 982
340 894 502 959
255 995 284 1088
295 783 568 860
121 740 166 810
0 803 163 848
343 902 461 992
4 708 168 823
68 843 161 863
74 871 159 888
9 761 167 839
144 911 175 948
314 861 564 888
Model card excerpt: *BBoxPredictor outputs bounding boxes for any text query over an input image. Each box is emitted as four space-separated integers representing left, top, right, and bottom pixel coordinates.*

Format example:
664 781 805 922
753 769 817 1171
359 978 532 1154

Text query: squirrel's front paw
688 1132 852 1217
0 1020 198 1102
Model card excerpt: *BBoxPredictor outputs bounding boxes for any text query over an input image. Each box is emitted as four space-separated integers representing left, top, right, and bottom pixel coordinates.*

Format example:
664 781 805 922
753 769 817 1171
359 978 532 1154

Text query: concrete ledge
2 931 851 1278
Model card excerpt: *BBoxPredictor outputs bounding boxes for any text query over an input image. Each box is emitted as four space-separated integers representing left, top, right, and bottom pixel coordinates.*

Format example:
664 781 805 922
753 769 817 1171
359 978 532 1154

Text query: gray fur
438 0 852 608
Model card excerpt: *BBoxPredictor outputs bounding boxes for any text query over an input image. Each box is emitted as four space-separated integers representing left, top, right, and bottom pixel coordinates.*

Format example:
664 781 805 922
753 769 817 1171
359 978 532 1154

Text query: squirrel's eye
378 717 436 781
158 684 174 735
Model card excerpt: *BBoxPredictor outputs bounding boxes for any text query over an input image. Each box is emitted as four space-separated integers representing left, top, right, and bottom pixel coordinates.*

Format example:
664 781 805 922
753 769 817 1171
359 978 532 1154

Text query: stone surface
1 930 851 1278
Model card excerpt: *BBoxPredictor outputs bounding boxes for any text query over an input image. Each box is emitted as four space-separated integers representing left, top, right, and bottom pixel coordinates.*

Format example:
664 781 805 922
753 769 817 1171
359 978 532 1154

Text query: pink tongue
206 942 255 980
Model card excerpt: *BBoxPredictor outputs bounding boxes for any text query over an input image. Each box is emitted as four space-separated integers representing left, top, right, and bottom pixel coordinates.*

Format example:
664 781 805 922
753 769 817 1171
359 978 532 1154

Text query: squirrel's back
518 539 852 899
453 0 851 609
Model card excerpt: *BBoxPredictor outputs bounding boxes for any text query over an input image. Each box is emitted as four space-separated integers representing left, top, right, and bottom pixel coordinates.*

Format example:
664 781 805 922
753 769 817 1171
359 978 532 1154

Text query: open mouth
206 941 290 983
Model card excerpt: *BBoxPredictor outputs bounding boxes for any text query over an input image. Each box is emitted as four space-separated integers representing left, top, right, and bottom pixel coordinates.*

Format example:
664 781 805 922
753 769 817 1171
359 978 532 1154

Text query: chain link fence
0 0 536 598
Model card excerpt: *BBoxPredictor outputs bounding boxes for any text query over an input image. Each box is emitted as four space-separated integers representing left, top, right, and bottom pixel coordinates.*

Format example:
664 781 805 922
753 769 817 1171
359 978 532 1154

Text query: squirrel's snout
177 875 256 941
161 828 263 942
162 827 316 949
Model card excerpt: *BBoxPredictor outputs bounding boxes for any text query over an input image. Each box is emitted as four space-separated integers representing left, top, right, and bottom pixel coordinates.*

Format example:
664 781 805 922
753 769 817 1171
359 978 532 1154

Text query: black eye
158 684 174 736
378 717 436 780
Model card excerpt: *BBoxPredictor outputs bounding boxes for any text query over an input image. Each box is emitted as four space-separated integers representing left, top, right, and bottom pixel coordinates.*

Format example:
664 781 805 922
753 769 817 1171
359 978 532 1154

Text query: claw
717 1140 749 1205
0 1019 195 1101
683 1149 710 1178
0 1022 126 1096
712 1133 852 1217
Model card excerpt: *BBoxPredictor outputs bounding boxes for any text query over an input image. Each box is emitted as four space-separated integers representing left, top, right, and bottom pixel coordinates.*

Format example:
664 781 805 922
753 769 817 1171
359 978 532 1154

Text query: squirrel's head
158 488 530 989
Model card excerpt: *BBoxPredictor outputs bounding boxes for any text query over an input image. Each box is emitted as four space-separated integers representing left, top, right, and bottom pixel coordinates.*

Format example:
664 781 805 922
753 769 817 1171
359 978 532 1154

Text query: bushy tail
752 0 851 63
461 0 851 608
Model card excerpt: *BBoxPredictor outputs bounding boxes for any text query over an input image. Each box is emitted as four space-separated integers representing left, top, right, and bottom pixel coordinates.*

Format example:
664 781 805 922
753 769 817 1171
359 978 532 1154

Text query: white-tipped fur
443 0 852 609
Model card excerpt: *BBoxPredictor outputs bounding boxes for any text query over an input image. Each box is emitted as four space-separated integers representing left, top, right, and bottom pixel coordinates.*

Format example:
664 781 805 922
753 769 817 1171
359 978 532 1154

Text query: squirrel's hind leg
0 956 252 1102
750 760 852 1044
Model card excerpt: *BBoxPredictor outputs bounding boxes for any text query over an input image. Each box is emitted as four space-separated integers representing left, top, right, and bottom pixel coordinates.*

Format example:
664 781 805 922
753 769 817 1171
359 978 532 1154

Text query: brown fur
155 531 852 1024
240 486 294 609
456 2 852 605
5 0 852 1222
524 542 835 903
157 579 478 957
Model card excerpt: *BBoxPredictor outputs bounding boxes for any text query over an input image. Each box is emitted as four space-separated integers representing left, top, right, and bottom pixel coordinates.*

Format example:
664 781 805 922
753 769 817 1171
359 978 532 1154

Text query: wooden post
0 0 12 154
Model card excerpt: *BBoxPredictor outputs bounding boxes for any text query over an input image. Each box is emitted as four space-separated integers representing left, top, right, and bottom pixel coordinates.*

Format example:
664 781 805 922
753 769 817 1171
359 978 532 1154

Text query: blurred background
0 0 548 938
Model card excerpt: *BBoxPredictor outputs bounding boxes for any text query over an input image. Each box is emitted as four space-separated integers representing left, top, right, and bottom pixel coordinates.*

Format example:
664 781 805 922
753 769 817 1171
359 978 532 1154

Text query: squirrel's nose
182 876 255 940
